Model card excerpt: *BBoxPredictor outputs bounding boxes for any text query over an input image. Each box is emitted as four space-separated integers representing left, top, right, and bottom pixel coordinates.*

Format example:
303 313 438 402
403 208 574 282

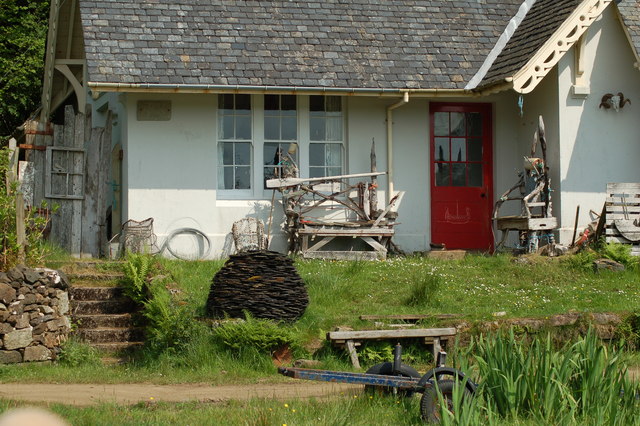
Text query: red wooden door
430 103 493 251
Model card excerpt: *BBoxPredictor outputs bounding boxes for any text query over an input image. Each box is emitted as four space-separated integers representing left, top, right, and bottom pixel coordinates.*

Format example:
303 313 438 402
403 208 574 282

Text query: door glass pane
435 163 449 186
450 112 465 136
451 138 466 162
434 138 449 161
468 138 482 162
468 112 482 136
452 163 466 186
434 112 449 136
468 163 483 187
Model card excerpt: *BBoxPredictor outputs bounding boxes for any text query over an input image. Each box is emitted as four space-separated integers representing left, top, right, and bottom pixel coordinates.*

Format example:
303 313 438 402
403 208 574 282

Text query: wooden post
369 139 378 218
345 339 361 369
16 194 26 263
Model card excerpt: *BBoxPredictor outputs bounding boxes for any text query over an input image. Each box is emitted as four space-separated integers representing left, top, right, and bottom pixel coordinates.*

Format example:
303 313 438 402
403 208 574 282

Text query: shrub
406 273 441 307
212 313 302 356
57 338 102 367
120 254 200 354
599 242 639 269
0 147 55 268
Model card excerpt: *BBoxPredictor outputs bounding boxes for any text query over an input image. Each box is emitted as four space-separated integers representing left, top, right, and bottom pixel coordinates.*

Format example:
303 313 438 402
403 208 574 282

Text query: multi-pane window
433 111 483 187
309 96 343 178
218 94 252 190
263 95 298 187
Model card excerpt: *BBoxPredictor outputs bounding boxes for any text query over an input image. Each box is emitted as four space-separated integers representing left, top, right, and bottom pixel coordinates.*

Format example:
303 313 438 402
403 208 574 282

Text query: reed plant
440 330 640 425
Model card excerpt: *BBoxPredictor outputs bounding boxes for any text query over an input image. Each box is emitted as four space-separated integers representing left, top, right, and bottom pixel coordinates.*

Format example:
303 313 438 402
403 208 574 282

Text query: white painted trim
466 0 536 90
512 0 613 94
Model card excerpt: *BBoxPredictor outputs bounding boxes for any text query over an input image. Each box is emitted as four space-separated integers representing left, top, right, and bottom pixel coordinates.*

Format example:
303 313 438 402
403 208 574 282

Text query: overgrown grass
0 252 631 385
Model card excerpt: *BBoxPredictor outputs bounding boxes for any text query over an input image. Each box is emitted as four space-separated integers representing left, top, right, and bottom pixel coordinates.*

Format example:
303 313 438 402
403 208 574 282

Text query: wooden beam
267 171 387 188
359 314 462 321
328 328 457 341
345 340 361 369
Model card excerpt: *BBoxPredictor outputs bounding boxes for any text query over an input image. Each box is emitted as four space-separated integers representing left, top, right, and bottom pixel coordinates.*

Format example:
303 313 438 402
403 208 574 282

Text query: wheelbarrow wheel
364 362 421 397
420 379 470 423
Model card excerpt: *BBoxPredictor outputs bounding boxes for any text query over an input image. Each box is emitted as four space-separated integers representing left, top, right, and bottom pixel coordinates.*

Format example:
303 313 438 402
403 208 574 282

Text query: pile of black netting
205 251 308 321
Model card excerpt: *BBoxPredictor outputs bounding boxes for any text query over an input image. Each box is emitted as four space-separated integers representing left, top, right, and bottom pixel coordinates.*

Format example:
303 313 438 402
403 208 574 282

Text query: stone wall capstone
0 266 70 364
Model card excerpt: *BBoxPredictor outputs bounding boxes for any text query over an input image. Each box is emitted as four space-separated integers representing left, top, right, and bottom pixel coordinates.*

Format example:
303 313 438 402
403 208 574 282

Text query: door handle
480 193 486 198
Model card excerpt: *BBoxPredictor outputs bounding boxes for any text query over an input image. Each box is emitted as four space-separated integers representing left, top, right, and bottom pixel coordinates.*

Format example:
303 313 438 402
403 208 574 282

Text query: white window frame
216 95 346 200
217 94 253 198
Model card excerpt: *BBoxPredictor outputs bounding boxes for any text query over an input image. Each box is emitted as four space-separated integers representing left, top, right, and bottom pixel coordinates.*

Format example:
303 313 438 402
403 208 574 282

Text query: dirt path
0 382 361 407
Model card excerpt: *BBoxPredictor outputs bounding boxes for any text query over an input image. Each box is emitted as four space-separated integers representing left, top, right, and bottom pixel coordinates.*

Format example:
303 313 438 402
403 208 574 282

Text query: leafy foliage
0 0 49 139
120 254 200 354
599 241 639 269
212 313 302 355
0 147 55 268
57 338 101 367
446 330 640 424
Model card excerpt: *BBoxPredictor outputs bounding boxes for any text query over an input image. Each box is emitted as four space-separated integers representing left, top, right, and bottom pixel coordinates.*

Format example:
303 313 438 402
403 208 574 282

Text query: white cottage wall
557 6 640 243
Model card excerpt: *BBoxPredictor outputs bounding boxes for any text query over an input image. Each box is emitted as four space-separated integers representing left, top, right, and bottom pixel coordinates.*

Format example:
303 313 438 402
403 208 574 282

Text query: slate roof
617 0 640 59
79 0 524 90
480 0 582 87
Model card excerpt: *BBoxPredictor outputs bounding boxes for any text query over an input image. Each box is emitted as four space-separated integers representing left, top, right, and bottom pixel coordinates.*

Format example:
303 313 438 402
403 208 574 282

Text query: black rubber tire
420 379 470 423
364 362 421 397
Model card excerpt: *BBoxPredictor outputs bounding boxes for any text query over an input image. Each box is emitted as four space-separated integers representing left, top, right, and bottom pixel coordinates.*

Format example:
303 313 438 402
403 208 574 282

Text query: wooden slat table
299 226 394 260
327 327 457 369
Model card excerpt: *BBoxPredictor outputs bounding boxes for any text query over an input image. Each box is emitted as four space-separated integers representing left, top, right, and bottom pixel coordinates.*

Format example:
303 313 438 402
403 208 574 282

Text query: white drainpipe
386 92 409 203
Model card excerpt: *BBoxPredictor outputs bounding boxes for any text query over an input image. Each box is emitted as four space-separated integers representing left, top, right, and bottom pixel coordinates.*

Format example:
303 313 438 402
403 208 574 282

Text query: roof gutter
88 82 481 98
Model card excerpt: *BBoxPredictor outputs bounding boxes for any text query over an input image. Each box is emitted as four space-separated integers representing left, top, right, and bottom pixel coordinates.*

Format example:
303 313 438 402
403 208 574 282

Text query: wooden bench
327 327 457 369
299 226 394 260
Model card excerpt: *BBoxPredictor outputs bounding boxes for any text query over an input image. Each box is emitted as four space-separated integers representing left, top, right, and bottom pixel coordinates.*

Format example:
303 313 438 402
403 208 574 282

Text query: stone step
70 286 125 300
74 327 145 343
74 314 136 329
67 272 124 281
90 342 144 354
72 300 138 315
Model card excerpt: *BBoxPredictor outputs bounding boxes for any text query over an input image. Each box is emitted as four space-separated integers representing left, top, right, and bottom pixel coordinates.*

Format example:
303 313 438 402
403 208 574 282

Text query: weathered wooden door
430 103 493 250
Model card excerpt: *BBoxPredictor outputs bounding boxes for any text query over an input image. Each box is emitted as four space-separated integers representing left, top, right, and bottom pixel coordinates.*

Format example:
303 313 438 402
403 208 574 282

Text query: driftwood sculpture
493 116 558 253
266 141 403 260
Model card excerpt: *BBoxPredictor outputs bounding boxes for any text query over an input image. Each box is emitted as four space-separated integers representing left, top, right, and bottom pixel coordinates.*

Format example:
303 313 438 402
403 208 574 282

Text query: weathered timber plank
345 340 361 369
327 328 457 341
360 314 462 321
302 251 382 261
81 127 103 257
267 171 387 188
607 183 640 192
361 236 387 253
298 228 394 236
98 112 112 256
305 236 334 252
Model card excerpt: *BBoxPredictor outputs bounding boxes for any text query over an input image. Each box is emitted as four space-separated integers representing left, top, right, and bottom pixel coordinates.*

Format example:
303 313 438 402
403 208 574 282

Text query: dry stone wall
0 266 70 363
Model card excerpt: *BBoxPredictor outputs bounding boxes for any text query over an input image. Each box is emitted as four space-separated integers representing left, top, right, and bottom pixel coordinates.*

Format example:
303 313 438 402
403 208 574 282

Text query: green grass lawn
1 253 639 424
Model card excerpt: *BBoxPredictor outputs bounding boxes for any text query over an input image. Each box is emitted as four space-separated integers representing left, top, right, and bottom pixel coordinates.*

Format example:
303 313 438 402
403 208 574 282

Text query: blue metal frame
278 367 428 392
